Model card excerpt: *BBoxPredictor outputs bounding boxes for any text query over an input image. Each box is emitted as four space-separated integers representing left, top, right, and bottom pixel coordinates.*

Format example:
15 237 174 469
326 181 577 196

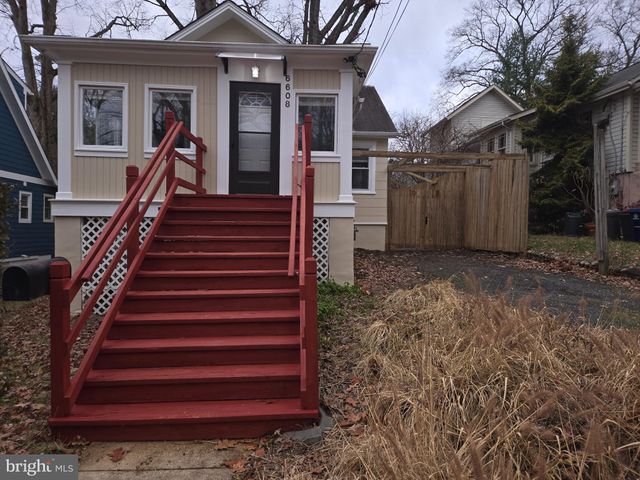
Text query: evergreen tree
521 15 606 233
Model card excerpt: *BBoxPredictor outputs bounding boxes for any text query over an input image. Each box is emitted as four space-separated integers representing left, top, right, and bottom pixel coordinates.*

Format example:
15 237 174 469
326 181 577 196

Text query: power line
366 0 411 84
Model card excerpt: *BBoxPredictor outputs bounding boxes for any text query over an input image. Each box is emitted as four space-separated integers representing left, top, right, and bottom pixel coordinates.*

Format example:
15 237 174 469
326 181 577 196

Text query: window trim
296 93 339 155
497 132 507 153
74 81 129 155
43 194 54 223
144 84 198 157
352 141 376 195
487 137 496 153
18 191 32 224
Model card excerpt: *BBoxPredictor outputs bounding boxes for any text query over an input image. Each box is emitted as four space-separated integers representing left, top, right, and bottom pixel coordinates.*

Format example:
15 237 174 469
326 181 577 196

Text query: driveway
355 249 640 327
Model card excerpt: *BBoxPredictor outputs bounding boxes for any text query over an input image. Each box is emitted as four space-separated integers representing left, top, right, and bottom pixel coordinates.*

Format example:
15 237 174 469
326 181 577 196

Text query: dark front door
229 82 280 194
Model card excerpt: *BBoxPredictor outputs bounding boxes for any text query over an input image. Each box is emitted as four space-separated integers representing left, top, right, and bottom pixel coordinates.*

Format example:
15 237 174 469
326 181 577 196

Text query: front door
229 82 280 194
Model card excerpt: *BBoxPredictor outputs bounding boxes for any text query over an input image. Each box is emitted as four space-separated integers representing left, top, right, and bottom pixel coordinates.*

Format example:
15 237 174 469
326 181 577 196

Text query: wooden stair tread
155 235 291 241
135 269 290 278
162 220 292 225
173 194 292 200
126 288 298 300
101 335 299 352
50 398 317 425
145 251 290 258
168 206 290 212
115 309 299 324
86 363 299 385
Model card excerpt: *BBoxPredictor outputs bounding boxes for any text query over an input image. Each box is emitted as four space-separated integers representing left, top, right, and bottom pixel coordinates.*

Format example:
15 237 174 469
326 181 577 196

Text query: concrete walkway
78 441 245 479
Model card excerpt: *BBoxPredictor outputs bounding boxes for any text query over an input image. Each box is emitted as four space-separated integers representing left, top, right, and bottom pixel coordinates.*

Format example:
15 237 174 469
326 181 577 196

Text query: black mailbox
2 257 55 301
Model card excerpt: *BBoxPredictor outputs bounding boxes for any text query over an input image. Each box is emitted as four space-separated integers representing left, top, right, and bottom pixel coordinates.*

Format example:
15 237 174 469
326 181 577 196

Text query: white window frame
296 92 339 156
487 136 496 153
497 132 507 152
352 141 376 195
18 191 32 224
144 84 197 158
74 81 128 157
43 194 54 223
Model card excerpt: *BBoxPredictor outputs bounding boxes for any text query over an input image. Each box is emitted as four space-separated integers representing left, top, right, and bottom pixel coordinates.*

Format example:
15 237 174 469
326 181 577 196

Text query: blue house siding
3 178 56 258
0 92 40 177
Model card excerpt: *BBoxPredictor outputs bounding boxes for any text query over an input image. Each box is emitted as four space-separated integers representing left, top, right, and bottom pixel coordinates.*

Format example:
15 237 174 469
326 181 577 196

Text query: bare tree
302 0 379 44
596 0 640 69
392 111 433 153
445 0 584 107
1 0 58 168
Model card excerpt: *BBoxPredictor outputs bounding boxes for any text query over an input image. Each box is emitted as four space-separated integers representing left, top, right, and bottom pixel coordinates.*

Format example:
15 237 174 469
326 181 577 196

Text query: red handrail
297 114 318 411
288 123 300 276
49 111 207 417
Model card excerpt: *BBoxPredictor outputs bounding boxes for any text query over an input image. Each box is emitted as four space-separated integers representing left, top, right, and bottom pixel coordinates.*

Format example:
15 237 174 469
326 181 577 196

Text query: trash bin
606 211 634 241
2 257 52 300
564 212 584 236
629 208 640 242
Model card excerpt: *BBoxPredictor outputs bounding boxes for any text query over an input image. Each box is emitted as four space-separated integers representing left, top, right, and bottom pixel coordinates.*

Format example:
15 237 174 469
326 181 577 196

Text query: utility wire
366 0 411 84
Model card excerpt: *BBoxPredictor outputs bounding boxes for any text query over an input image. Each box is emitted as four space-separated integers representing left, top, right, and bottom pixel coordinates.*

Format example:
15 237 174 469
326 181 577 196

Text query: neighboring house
588 61 640 208
25 0 396 283
431 85 549 171
0 59 57 260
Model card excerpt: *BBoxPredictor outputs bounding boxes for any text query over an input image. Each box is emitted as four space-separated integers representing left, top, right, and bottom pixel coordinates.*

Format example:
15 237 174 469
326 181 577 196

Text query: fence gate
386 153 529 253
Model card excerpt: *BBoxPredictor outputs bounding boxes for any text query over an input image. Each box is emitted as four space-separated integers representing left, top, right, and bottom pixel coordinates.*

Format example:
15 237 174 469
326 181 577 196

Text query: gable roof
353 86 397 135
0 58 56 185
167 1 288 44
445 85 524 121
594 61 640 100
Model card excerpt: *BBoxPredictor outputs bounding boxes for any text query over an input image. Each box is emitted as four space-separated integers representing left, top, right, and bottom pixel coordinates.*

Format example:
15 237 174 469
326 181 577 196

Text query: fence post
49 260 71 417
165 111 176 194
196 137 204 191
126 165 140 268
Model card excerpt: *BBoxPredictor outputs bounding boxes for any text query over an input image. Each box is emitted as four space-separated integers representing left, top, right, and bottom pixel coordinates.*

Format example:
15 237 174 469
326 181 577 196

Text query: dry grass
329 278 640 479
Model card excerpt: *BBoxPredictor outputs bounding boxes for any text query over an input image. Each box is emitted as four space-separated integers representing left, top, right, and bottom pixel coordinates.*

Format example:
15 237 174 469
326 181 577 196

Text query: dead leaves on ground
108 447 128 462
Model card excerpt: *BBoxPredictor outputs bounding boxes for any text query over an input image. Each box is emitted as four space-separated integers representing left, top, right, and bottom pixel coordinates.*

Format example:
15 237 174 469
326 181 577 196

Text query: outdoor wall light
251 65 260 78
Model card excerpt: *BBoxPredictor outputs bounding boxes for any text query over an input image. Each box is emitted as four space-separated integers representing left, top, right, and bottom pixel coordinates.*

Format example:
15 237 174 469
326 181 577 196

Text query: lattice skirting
81 216 331 314
81 217 154 315
313 218 330 281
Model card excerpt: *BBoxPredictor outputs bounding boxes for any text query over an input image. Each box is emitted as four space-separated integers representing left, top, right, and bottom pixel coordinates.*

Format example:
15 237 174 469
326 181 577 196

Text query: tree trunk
195 0 218 18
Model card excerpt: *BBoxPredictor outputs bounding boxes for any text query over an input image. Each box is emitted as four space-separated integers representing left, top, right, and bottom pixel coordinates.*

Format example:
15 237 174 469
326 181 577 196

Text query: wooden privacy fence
381 152 529 253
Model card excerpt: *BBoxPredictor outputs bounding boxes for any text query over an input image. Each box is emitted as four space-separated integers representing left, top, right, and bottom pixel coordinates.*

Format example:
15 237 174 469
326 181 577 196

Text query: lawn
529 234 640 271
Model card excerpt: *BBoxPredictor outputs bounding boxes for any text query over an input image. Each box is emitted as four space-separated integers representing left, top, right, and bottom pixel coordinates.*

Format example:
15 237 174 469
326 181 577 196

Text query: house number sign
284 75 292 108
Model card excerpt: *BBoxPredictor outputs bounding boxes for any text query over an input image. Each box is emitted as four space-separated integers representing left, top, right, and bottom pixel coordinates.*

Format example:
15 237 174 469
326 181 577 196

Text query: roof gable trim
168 1 287 44
446 85 524 120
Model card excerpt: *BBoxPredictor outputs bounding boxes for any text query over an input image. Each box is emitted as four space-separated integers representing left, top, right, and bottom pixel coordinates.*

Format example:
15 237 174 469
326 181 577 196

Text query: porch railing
49 111 207 417
288 114 319 411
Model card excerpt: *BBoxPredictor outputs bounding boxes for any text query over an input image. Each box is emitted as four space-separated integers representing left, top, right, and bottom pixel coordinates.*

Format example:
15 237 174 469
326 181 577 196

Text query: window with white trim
497 133 506 152
43 194 53 222
487 137 496 153
18 191 32 223
352 147 375 193
78 85 125 149
147 87 195 151
297 95 337 152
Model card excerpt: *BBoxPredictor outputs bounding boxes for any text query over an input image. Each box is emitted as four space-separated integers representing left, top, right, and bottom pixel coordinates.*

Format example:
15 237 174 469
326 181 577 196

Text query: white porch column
338 70 353 203
56 62 72 200
216 66 229 194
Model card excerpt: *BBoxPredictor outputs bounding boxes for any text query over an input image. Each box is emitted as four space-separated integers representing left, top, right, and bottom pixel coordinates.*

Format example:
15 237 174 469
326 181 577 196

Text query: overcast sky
0 0 473 118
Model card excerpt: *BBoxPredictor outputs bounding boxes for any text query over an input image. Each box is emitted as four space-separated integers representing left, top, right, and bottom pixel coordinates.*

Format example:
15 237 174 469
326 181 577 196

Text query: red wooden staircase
48 114 319 441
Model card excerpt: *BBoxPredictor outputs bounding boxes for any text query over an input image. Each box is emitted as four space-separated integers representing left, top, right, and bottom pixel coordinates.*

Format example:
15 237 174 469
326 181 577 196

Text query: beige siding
199 19 267 43
312 162 340 202
328 217 354 283
293 70 340 90
354 138 388 224
71 63 217 199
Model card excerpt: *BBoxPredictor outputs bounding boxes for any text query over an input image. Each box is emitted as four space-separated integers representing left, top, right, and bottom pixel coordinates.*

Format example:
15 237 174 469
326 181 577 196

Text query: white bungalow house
24 0 396 284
